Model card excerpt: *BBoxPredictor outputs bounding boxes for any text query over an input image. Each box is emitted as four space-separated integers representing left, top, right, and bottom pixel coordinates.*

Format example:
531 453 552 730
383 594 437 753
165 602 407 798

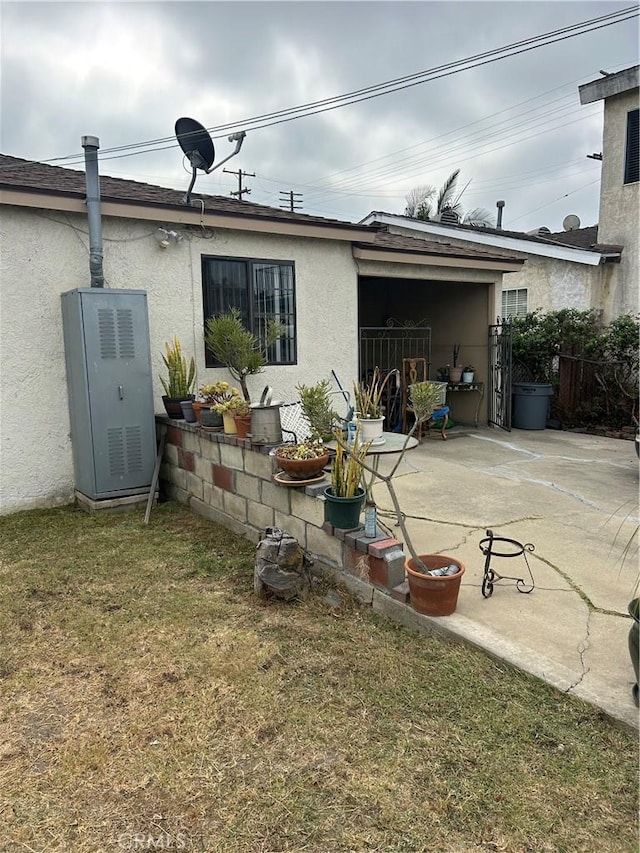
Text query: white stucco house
362 65 639 325
0 153 523 514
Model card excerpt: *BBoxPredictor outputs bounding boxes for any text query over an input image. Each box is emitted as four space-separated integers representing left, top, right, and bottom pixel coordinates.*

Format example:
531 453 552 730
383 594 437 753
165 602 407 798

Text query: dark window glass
202 256 296 366
624 108 639 184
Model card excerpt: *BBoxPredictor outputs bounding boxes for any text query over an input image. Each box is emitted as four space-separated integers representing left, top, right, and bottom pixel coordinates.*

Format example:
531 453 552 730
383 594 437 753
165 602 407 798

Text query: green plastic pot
324 487 365 529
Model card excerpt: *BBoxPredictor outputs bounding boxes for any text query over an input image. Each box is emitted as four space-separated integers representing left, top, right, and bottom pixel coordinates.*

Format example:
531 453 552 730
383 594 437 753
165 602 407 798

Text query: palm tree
404 169 494 227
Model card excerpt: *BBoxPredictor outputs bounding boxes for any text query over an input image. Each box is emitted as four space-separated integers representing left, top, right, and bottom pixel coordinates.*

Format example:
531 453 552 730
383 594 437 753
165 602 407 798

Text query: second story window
624 108 639 184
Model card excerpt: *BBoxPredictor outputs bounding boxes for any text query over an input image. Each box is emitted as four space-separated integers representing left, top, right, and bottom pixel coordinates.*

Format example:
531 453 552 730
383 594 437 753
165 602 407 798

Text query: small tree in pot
204 308 283 403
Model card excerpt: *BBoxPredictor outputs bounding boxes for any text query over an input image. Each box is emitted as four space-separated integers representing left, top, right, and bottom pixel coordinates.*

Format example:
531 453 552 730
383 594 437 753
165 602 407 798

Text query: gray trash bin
512 383 553 430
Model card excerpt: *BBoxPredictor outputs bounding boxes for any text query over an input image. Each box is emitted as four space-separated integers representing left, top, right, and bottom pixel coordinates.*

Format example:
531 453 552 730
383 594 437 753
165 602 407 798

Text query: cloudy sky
1 1 638 232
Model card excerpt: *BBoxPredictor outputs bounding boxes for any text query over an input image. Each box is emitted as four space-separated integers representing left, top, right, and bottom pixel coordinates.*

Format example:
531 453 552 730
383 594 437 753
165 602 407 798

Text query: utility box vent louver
62 289 155 500
107 426 143 476
98 308 137 359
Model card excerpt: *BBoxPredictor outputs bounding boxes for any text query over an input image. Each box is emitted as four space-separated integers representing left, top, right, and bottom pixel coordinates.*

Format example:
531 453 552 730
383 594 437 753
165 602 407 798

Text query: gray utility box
61 288 156 500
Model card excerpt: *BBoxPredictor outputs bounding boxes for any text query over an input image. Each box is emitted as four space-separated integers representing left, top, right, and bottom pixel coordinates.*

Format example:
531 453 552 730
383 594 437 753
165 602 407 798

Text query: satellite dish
175 117 215 172
174 117 246 204
563 214 581 232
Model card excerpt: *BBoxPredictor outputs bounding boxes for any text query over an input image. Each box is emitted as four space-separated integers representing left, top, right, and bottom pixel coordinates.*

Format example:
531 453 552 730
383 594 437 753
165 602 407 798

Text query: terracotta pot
449 366 463 383
275 449 329 480
234 415 252 438
223 412 237 434
405 554 465 616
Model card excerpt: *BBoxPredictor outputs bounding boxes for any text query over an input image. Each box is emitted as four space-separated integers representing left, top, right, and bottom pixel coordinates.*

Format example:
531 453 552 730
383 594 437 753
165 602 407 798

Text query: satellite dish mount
175 117 246 205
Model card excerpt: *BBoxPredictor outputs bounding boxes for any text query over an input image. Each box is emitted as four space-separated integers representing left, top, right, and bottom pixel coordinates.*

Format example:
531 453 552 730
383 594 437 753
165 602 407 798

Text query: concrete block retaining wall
157 417 409 601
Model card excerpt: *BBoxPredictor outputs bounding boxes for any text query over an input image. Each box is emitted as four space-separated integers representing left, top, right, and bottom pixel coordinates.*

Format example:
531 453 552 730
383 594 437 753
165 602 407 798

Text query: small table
447 382 485 427
327 431 418 500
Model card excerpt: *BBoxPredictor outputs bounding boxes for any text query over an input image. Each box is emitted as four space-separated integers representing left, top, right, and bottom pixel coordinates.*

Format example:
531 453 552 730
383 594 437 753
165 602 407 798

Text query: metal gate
359 318 431 380
488 317 512 430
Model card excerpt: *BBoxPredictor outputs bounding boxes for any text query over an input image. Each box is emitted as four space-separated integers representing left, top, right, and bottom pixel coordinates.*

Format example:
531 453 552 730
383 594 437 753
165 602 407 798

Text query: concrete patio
369 425 639 731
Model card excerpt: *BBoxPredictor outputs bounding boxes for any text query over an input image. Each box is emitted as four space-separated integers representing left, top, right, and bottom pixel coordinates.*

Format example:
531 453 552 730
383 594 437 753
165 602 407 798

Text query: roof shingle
0 154 366 231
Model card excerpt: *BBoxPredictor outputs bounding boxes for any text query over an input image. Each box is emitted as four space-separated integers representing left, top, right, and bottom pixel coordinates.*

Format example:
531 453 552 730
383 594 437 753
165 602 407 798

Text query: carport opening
357 275 490 426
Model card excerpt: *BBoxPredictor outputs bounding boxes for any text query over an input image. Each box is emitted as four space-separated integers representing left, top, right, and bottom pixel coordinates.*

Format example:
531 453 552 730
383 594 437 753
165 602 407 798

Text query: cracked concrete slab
369 426 639 731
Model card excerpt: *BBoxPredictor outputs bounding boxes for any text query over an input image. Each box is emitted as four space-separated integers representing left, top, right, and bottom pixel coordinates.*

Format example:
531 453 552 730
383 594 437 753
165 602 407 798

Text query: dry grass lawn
0 503 637 852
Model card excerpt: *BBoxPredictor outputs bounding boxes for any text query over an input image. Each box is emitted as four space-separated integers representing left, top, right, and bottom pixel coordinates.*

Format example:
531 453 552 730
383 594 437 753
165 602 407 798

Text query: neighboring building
579 65 639 320
362 65 639 325
0 154 523 513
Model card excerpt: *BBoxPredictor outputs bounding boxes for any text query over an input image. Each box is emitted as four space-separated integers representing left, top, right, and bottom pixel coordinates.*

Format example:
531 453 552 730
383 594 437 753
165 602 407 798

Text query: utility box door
61 288 156 499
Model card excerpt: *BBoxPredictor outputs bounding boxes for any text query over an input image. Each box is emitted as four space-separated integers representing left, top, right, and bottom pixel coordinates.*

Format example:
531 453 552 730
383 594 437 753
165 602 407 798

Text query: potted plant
448 344 463 383
462 364 475 383
436 366 449 382
209 387 244 434
195 382 233 429
228 395 252 437
353 367 399 442
339 380 466 615
324 428 370 529
274 440 330 481
159 337 196 419
204 308 283 403
297 379 340 442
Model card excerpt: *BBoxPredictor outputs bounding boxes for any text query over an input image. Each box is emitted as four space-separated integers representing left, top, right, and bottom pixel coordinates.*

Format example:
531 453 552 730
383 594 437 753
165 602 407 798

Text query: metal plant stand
478 529 535 598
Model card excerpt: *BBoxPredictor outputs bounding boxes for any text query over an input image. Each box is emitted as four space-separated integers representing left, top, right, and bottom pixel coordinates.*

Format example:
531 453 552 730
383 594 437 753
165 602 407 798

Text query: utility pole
224 168 255 200
279 190 303 212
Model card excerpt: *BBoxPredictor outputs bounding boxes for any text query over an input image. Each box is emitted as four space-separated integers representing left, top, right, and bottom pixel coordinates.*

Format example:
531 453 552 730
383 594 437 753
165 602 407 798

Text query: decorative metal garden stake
478 529 535 598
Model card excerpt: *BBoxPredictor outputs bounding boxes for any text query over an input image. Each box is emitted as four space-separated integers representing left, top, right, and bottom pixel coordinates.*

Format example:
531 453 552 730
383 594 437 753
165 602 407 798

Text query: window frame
201 254 297 368
501 287 528 319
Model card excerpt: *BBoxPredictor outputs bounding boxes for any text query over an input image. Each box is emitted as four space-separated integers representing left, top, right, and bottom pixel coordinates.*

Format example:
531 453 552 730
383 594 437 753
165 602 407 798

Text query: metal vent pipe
81 135 104 288
496 200 505 230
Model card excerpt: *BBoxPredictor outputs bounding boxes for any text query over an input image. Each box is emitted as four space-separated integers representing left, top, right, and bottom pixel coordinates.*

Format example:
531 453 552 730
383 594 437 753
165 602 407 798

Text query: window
501 288 528 318
202 256 296 366
624 108 639 184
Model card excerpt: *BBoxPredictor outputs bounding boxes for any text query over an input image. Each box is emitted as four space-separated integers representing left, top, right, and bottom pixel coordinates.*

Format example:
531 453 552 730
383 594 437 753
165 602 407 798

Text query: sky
0 0 638 233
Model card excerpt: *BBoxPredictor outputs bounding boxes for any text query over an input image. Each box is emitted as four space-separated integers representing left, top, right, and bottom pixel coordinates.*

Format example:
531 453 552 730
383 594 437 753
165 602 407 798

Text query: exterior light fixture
154 227 183 248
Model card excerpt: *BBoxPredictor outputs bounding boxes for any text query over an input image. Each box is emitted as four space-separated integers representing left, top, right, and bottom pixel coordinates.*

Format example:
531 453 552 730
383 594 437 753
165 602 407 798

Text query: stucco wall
598 88 639 318
0 206 359 514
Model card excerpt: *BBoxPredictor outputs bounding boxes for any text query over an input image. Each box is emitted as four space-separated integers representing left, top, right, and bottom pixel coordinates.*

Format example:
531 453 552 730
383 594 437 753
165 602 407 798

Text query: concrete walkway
370 426 639 731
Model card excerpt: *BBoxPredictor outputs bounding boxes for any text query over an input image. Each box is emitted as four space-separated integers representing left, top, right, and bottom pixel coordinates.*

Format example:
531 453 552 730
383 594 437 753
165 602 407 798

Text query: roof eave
352 244 524 272
0 185 375 242
360 213 604 266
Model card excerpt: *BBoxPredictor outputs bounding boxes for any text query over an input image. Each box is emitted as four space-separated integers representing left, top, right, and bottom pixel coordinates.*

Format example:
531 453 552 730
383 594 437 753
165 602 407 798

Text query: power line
1 6 635 172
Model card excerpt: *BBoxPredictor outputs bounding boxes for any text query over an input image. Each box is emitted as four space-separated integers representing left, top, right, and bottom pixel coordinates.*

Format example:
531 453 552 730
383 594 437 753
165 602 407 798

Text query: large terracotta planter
405 554 465 616
275 448 329 480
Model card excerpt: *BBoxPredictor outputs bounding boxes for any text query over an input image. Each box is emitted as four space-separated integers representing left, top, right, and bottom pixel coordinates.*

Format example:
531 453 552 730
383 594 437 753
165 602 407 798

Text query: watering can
250 386 283 444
